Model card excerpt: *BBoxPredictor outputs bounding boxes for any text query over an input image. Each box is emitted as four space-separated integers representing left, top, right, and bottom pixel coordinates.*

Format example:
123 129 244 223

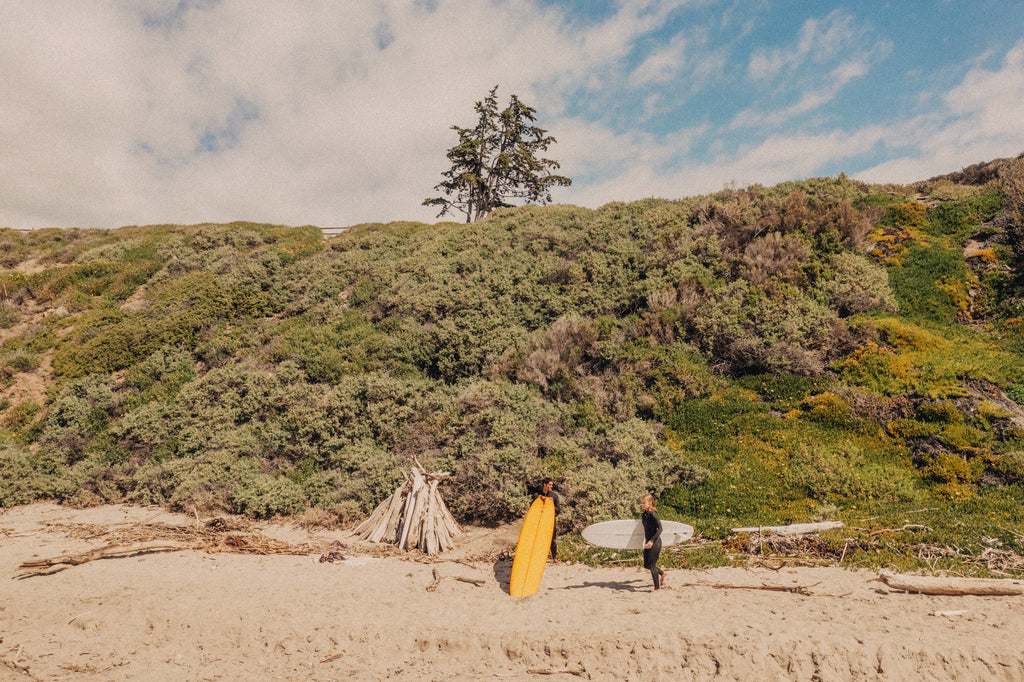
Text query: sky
2 0 1023 230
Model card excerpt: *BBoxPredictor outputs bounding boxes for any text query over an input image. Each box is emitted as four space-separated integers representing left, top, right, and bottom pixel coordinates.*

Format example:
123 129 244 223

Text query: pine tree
424 86 571 223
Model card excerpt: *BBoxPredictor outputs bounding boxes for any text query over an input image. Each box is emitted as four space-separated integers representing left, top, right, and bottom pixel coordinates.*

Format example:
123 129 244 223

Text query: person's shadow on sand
563 579 644 592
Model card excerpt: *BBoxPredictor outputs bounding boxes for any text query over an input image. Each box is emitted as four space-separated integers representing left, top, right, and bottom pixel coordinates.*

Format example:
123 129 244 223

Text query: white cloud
735 10 891 131
942 40 1024 146
1 2 1021 231
747 10 861 81
0 0 610 228
4 0 717 228
857 39 1024 184
630 33 688 86
731 59 871 129
555 117 707 182
575 125 891 204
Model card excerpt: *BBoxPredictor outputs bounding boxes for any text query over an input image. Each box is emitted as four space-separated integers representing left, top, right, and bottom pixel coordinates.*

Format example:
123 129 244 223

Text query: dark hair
542 478 555 488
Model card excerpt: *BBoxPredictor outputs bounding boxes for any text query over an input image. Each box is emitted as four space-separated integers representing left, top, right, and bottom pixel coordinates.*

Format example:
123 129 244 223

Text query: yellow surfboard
509 496 555 597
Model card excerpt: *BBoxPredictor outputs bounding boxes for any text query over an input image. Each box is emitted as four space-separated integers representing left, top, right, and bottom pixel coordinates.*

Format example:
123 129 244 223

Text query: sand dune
3 503 1023 681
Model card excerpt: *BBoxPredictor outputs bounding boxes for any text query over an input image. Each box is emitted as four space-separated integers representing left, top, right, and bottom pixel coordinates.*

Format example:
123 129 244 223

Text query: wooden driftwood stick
452 576 485 586
879 570 1024 596
526 668 587 676
18 543 187 577
731 521 844 536
427 567 443 592
426 567 485 591
672 581 844 596
381 480 411 542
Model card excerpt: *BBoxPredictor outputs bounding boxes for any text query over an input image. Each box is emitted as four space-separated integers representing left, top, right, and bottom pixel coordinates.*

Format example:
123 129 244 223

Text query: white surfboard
582 519 694 550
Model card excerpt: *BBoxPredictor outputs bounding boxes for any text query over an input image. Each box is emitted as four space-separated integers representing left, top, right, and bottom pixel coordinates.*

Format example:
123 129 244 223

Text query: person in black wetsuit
539 478 562 561
641 493 667 590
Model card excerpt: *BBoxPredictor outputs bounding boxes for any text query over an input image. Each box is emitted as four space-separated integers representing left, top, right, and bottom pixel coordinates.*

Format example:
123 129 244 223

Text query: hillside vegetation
3 155 1024 572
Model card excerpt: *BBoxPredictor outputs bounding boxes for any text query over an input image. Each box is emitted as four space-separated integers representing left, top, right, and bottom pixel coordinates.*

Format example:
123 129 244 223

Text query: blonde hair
641 494 656 510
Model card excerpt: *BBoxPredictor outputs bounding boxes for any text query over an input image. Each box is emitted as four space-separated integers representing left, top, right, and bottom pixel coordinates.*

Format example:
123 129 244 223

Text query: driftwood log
353 465 461 555
17 524 329 578
673 581 827 596
731 521 844 536
879 570 1024 596
17 543 185 577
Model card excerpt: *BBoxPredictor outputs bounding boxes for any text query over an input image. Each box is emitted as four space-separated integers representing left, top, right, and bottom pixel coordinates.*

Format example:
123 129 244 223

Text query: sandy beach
2 503 1023 681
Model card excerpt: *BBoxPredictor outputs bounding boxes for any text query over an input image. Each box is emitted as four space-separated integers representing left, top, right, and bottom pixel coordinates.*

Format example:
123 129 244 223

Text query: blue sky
2 0 1023 229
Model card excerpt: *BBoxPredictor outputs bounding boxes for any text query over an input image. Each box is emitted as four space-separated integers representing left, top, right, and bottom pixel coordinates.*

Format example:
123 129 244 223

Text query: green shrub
888 418 939 439
822 253 898 316
0 230 28 268
740 232 811 284
915 400 963 424
888 244 972 323
994 451 1024 481
2 349 42 373
800 392 857 428
0 305 19 329
0 446 43 506
835 341 914 396
0 446 76 507
37 375 119 464
736 373 826 410
924 451 983 485
135 450 256 513
196 335 239 368
618 340 720 418
350 277 383 307
936 422 992 454
52 269 276 382
879 202 928 230
231 472 307 518
928 203 981 241
1 400 41 430
783 445 865 501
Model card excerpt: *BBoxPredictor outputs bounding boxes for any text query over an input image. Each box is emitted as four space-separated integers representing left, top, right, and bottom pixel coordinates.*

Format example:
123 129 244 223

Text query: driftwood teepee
353 465 461 556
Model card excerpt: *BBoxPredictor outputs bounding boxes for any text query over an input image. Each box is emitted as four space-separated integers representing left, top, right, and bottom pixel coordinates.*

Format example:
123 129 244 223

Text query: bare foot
661 570 667 587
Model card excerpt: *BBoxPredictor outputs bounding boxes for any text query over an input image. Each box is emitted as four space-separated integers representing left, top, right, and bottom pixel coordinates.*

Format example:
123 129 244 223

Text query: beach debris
16 518 342 578
869 524 932 536
426 566 486 591
526 669 587 677
724 530 847 565
731 521 844 536
934 610 968 617
671 580 843 597
352 464 461 556
17 542 186 577
879 570 1024 596
318 550 347 563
